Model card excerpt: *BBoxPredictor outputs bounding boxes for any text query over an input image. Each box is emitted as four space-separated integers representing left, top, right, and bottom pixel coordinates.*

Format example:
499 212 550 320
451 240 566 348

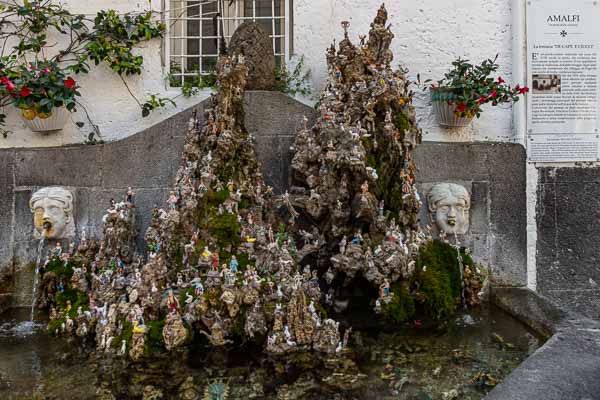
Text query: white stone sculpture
427 183 470 235
29 186 75 239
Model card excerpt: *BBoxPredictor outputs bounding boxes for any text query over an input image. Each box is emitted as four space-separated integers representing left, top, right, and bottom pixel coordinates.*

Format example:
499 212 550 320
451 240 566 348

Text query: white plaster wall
0 0 518 147
0 0 211 148
294 0 516 142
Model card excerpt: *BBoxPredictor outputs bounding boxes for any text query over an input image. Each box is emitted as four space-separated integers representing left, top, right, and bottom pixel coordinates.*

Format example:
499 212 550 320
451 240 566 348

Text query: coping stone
485 287 600 400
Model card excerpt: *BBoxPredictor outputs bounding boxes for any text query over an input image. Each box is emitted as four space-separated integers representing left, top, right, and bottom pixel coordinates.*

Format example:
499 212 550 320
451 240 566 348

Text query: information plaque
527 0 600 161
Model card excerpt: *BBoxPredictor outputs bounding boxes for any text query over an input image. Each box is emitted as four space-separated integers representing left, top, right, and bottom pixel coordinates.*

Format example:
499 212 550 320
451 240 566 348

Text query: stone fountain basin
484 286 600 400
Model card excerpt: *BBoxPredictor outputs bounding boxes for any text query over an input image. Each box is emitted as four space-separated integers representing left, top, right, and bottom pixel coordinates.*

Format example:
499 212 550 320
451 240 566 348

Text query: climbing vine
0 0 167 137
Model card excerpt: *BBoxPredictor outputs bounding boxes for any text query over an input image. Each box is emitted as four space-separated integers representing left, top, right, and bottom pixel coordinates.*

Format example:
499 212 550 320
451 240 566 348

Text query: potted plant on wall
430 55 529 127
0 1 166 136
1 60 79 132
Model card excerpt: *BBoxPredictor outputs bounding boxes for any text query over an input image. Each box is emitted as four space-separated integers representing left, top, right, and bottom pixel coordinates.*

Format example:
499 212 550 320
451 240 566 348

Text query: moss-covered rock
146 319 166 354
382 281 415 323
208 213 241 249
56 287 89 318
412 240 472 320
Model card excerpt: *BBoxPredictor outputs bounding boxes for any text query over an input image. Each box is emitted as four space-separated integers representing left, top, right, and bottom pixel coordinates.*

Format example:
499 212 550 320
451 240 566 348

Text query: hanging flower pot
431 88 473 127
20 106 70 132
1 61 79 134
430 56 529 129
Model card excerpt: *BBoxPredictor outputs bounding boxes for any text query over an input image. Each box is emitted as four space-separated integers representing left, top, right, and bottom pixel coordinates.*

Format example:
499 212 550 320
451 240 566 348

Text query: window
167 0 291 87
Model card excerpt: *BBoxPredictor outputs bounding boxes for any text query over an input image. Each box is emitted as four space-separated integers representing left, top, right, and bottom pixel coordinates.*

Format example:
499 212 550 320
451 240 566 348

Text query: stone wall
415 143 527 286
536 167 600 319
0 92 528 307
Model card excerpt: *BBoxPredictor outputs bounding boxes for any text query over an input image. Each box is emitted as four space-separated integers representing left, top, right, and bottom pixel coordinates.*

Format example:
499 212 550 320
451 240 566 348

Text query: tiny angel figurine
167 191 178 211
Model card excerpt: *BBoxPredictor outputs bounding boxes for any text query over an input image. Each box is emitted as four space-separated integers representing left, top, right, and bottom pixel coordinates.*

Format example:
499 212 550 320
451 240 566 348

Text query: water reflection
0 305 542 399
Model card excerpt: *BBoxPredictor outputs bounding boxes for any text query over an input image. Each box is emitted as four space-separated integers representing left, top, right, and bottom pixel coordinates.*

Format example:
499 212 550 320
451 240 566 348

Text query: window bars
167 0 290 87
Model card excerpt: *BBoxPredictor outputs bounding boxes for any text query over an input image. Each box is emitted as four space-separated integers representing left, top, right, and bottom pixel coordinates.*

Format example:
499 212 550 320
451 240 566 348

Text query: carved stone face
427 183 470 235
29 187 75 239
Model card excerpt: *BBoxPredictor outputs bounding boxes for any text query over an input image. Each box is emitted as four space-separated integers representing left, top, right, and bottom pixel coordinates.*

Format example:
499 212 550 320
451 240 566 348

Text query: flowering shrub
0 60 79 121
431 56 528 118
0 0 165 135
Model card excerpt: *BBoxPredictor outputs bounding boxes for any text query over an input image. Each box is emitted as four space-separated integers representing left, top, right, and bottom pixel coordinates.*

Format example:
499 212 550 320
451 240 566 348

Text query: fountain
1 4 586 399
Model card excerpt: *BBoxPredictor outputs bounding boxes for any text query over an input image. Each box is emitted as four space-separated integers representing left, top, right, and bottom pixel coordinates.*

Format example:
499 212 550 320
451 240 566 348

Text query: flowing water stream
30 237 46 321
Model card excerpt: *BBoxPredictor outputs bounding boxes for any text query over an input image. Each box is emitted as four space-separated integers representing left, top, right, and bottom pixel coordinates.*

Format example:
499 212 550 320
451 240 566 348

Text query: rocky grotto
2 5 544 400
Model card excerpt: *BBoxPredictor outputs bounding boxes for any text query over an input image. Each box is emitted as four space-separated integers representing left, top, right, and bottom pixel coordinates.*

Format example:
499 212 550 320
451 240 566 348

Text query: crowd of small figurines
36 6 480 376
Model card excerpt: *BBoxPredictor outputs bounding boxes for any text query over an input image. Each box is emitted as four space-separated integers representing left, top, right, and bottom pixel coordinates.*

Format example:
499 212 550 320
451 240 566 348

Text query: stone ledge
485 287 600 400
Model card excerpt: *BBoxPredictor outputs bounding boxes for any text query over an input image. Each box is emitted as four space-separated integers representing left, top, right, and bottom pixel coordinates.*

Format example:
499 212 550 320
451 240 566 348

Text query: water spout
30 235 46 321
453 233 467 310
42 221 52 232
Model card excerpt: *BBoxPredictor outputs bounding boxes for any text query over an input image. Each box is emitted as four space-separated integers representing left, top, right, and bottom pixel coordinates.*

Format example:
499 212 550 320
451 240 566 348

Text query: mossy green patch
112 320 134 348
411 240 471 320
47 318 65 335
179 287 195 305
45 257 75 281
382 282 415 323
146 319 165 353
208 213 241 249
231 305 249 339
56 287 89 318
207 189 230 205
238 197 250 210
393 110 410 132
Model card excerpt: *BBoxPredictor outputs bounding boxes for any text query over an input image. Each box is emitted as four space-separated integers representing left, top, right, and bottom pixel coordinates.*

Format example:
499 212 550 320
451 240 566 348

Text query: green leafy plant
168 61 217 98
274 55 312 97
141 94 176 117
0 0 166 133
431 55 529 118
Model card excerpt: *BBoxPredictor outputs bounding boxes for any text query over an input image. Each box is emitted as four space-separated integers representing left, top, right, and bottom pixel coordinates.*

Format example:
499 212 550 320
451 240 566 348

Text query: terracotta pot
21 107 70 132
430 88 473 128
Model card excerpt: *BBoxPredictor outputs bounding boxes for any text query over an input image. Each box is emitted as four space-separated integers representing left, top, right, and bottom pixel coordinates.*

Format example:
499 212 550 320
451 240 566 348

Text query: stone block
490 233 526 286
14 145 102 187
414 143 489 183
133 187 172 249
0 150 14 250
490 182 526 234
101 127 185 189
471 233 491 267
470 181 489 234
542 289 600 319
485 143 527 184
229 22 276 90
12 189 32 243
555 166 600 183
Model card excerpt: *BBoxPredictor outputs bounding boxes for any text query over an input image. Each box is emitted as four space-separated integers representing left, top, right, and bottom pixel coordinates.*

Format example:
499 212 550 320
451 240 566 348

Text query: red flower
64 77 76 89
497 76 505 84
414 320 422 326
489 90 498 98
455 103 467 113
20 87 32 97
518 86 529 94
1 76 15 92
42 67 51 73
447 101 453 106
476 96 487 104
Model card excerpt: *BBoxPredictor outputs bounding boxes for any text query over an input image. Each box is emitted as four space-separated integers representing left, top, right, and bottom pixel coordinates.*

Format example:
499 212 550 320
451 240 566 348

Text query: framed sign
527 0 600 161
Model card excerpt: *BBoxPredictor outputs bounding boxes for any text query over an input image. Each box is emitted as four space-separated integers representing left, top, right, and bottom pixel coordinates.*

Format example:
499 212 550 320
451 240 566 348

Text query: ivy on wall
0 0 169 139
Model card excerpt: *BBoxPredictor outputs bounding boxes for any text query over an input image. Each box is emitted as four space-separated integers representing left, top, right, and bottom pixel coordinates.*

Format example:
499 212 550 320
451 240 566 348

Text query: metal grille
167 0 290 87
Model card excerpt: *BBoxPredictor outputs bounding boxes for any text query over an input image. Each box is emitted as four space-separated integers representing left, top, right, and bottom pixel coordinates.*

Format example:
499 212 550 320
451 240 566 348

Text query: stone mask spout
30 187 76 240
